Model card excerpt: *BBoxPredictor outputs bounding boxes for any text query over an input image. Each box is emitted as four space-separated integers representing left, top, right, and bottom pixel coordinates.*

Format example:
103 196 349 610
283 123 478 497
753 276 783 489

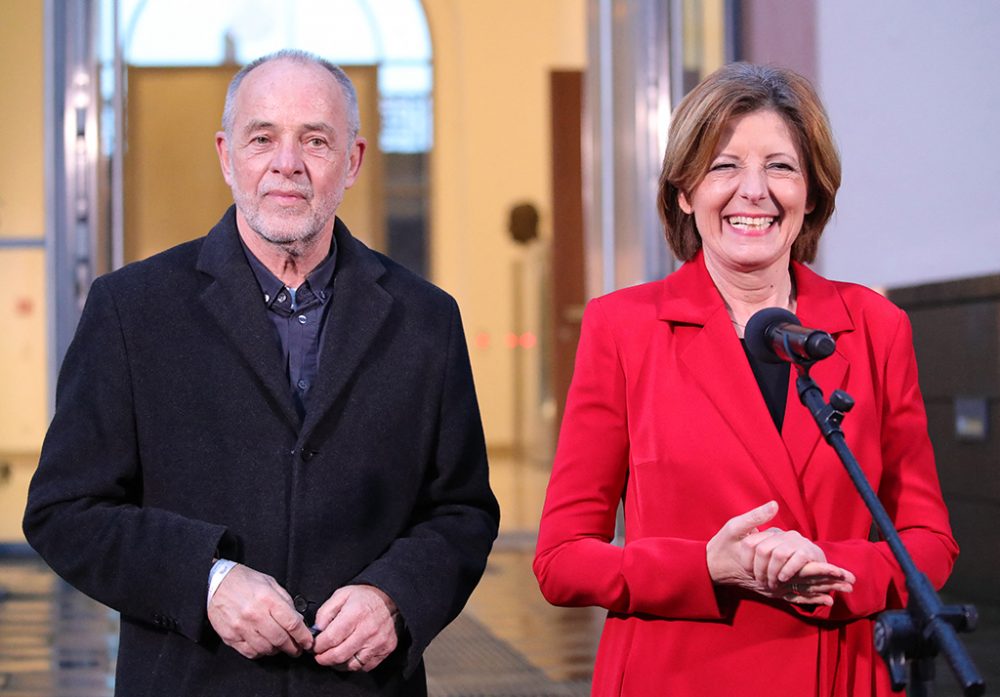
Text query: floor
0 451 603 697
0 544 604 697
1 453 997 696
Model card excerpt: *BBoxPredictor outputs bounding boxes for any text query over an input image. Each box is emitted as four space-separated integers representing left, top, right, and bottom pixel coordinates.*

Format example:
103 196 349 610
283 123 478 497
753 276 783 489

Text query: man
23 50 499 696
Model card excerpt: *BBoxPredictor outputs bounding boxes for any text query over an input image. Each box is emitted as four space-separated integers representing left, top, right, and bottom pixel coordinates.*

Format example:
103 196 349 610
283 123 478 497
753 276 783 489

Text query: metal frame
584 0 678 298
584 0 742 296
45 0 114 409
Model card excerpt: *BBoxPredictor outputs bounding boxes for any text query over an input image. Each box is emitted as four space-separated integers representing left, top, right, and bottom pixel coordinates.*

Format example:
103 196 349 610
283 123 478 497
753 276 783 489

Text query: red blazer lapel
659 254 813 534
783 262 855 481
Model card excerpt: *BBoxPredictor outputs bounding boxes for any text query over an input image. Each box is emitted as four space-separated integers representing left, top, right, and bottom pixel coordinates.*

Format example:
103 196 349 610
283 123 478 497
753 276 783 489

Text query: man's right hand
207 564 315 659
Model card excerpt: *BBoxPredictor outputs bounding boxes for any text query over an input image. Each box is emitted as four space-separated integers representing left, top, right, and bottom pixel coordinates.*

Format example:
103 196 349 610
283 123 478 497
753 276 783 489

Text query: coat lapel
661 254 812 533
299 219 393 440
195 207 300 429
781 262 854 477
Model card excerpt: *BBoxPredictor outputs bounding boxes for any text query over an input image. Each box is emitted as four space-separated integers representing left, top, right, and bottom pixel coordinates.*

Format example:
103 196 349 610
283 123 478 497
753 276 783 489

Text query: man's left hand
312 584 399 672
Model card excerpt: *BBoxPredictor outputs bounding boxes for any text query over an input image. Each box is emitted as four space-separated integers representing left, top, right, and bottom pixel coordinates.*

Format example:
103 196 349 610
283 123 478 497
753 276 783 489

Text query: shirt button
297 379 309 390
277 292 287 303
297 314 308 324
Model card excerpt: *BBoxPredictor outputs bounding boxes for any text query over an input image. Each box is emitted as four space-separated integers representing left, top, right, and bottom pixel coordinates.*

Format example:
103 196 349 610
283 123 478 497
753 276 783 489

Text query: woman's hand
706 501 855 606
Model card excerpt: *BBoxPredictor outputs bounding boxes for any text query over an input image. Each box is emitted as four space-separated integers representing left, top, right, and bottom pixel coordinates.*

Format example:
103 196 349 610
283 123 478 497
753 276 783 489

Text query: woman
533 63 957 696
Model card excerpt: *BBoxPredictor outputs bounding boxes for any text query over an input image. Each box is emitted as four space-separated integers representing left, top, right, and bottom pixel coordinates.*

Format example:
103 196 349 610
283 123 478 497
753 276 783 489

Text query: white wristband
207 558 238 608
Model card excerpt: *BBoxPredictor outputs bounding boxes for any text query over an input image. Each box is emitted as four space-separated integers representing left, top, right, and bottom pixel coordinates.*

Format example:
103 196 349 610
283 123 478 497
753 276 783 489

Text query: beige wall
124 67 234 261
0 1 47 450
0 1 46 541
424 0 587 453
1 2 45 240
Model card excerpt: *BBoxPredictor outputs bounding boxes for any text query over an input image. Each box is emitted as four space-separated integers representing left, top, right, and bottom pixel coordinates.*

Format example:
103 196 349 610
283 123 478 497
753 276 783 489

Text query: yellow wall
0 1 45 239
124 67 235 261
424 0 587 452
0 1 46 541
0 1 47 449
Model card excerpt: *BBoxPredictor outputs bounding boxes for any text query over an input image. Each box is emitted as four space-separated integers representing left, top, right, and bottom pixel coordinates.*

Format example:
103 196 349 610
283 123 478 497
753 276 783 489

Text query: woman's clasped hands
706 500 856 606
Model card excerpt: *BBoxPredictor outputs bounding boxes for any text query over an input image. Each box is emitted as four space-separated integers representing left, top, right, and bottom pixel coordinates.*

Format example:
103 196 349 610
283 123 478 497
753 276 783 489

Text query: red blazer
534 252 957 697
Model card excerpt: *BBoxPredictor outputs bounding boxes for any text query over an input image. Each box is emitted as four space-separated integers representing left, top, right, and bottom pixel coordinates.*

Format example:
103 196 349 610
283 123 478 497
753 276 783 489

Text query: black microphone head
805 332 836 360
745 307 800 364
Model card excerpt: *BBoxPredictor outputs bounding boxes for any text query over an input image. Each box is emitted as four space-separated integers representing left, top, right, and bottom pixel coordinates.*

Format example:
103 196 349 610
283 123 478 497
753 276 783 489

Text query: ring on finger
791 583 800 594
353 652 366 667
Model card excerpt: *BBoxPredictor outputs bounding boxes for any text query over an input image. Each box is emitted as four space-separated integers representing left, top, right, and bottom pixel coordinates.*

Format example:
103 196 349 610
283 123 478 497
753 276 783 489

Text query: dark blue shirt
242 238 337 419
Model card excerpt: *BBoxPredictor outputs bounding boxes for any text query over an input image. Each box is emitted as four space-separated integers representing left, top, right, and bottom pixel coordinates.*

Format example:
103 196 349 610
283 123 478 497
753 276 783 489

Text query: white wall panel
816 1 1000 288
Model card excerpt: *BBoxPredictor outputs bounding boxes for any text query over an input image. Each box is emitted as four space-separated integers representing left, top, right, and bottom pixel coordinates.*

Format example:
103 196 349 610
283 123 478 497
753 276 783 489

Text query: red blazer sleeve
533 299 725 620
813 310 958 620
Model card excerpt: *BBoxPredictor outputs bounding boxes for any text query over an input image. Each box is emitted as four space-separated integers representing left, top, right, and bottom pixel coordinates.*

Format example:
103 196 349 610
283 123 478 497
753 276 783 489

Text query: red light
519 332 537 349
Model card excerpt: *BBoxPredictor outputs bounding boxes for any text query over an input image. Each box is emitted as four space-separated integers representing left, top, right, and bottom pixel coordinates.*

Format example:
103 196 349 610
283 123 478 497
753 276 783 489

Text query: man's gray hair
221 49 360 142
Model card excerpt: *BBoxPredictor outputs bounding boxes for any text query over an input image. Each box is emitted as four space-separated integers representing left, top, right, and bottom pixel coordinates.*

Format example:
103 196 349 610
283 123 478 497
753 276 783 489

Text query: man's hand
312 585 399 672
207 564 315 659
706 501 855 606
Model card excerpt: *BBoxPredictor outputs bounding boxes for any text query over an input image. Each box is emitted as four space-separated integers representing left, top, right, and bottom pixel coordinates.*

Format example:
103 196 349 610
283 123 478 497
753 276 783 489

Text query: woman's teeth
727 216 774 230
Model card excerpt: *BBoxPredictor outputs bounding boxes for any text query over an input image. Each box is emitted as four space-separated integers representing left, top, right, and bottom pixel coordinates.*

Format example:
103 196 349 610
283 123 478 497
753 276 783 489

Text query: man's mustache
259 182 313 200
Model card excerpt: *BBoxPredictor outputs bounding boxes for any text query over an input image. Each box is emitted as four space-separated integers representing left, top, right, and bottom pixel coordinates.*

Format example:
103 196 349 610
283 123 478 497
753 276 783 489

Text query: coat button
293 595 308 613
300 449 315 462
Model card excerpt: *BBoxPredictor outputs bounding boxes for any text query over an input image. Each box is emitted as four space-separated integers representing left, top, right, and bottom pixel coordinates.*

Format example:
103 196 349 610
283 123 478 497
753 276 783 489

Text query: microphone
744 307 836 365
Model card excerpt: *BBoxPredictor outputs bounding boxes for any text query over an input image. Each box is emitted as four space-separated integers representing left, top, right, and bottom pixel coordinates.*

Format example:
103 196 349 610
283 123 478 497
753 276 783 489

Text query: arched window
120 0 432 152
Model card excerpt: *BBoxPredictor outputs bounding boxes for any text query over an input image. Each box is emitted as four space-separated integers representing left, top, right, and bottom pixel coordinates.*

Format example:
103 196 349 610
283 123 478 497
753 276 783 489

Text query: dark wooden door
549 70 585 433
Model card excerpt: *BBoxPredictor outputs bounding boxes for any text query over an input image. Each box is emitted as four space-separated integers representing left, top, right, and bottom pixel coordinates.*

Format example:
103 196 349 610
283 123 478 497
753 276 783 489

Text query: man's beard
233 183 341 256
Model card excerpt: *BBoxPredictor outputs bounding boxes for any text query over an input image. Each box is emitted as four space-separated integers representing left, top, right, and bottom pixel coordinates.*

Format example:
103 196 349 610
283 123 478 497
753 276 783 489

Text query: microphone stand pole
793 362 984 696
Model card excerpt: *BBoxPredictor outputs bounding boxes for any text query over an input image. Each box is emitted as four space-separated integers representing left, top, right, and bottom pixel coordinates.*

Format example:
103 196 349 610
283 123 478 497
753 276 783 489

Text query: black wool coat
23 207 500 696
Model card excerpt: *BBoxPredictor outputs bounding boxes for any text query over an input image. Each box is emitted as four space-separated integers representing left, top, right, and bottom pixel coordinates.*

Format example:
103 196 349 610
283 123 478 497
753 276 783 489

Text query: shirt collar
240 235 338 310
